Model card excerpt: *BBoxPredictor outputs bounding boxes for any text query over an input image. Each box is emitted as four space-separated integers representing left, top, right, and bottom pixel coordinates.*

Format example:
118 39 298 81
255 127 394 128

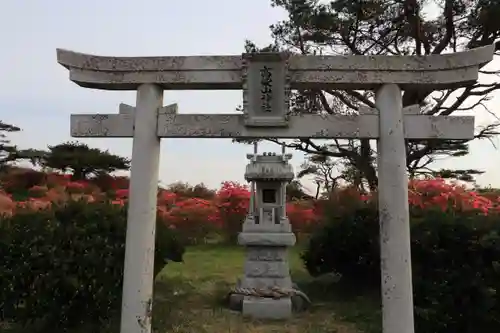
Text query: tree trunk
314 182 321 199
71 169 87 181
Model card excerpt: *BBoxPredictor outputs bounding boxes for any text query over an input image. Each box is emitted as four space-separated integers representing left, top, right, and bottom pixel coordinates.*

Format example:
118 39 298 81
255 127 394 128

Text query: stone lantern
228 143 308 319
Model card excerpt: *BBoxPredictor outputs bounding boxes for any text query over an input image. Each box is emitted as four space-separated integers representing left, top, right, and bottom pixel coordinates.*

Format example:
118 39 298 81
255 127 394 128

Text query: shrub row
2 170 500 246
0 199 184 332
0 177 321 245
303 202 500 333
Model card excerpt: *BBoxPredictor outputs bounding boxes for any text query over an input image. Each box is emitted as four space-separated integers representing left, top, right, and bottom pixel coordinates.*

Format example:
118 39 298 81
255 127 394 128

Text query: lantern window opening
262 188 277 204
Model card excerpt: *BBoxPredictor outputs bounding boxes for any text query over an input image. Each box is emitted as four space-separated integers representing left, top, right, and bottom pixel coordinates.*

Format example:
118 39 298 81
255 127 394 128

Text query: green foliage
166 181 216 200
41 141 130 180
286 180 313 201
0 200 184 332
247 0 500 188
411 210 500 332
15 148 48 167
0 121 21 170
431 168 485 182
302 203 380 285
298 155 343 197
302 205 500 332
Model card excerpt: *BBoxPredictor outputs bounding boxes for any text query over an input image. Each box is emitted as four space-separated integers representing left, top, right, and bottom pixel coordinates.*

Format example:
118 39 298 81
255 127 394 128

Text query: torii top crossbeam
57 46 494 91
58 46 495 141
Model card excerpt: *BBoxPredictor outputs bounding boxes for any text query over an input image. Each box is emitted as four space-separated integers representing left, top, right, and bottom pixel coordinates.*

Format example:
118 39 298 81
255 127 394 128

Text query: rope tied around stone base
230 286 311 306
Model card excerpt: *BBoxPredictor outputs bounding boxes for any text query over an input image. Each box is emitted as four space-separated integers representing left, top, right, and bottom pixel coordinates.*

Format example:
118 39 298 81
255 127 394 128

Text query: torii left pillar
121 83 162 333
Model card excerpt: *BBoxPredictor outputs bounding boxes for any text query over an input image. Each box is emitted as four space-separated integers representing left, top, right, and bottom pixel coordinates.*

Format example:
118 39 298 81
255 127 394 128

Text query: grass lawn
150 245 381 333
3 245 381 333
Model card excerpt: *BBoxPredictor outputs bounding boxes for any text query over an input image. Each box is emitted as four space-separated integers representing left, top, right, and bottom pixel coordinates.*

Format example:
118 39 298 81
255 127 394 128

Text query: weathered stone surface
118 103 135 115
246 248 288 261
242 52 290 127
243 297 292 319
245 162 294 181
228 293 244 312
67 67 242 90
239 276 293 289
242 221 292 233
155 113 475 140
292 67 479 90
361 104 420 115
72 112 475 139
57 50 241 71
70 114 135 137
118 103 178 116
377 84 415 332
118 83 163 333
57 45 494 90
58 46 492 72
244 261 290 278
291 294 309 312
238 232 296 246
291 46 493 70
71 104 473 140
70 103 178 138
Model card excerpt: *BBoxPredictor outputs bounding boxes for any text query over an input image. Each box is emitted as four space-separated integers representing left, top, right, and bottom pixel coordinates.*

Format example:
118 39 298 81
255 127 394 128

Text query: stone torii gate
57 45 494 333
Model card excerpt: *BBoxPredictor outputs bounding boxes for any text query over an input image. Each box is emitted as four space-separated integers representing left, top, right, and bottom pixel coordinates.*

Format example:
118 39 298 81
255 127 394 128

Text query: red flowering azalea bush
91 174 130 193
408 178 500 214
0 191 15 216
287 199 320 235
213 181 250 243
65 181 87 194
45 172 71 188
114 188 129 200
351 178 500 215
157 189 178 208
162 197 218 245
0 168 47 194
27 185 48 198
2 168 499 246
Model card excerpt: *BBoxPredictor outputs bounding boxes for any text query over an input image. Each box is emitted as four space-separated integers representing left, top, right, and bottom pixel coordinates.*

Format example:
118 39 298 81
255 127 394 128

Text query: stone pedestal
228 214 302 319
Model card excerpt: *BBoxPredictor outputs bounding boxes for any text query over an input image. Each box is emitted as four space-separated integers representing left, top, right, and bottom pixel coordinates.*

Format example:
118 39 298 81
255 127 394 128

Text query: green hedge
0 200 184 332
302 203 380 285
302 204 500 333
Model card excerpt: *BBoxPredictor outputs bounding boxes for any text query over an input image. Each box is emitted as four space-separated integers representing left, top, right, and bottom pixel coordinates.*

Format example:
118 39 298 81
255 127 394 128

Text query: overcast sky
0 0 499 192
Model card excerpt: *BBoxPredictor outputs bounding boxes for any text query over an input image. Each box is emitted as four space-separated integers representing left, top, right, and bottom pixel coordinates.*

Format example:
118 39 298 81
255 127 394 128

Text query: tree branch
432 0 454 54
324 90 358 110
345 90 376 108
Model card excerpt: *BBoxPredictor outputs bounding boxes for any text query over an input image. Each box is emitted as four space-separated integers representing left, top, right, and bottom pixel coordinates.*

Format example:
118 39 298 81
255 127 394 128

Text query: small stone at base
243 297 292 319
228 293 244 312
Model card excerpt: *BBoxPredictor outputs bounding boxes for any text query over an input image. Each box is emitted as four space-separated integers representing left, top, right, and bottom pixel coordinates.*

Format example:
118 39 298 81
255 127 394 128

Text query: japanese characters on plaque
260 65 273 113
242 53 290 127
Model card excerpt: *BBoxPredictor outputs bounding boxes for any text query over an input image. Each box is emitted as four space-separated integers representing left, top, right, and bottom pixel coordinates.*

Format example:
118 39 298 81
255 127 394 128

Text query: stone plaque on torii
57 45 494 333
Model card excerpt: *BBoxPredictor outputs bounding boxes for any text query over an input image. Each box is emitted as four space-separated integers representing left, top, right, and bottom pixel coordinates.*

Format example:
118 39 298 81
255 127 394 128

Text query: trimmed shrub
0 199 184 332
1 169 47 198
411 210 500 333
302 204 500 333
302 203 380 286
287 199 320 234
162 197 219 245
214 182 250 243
